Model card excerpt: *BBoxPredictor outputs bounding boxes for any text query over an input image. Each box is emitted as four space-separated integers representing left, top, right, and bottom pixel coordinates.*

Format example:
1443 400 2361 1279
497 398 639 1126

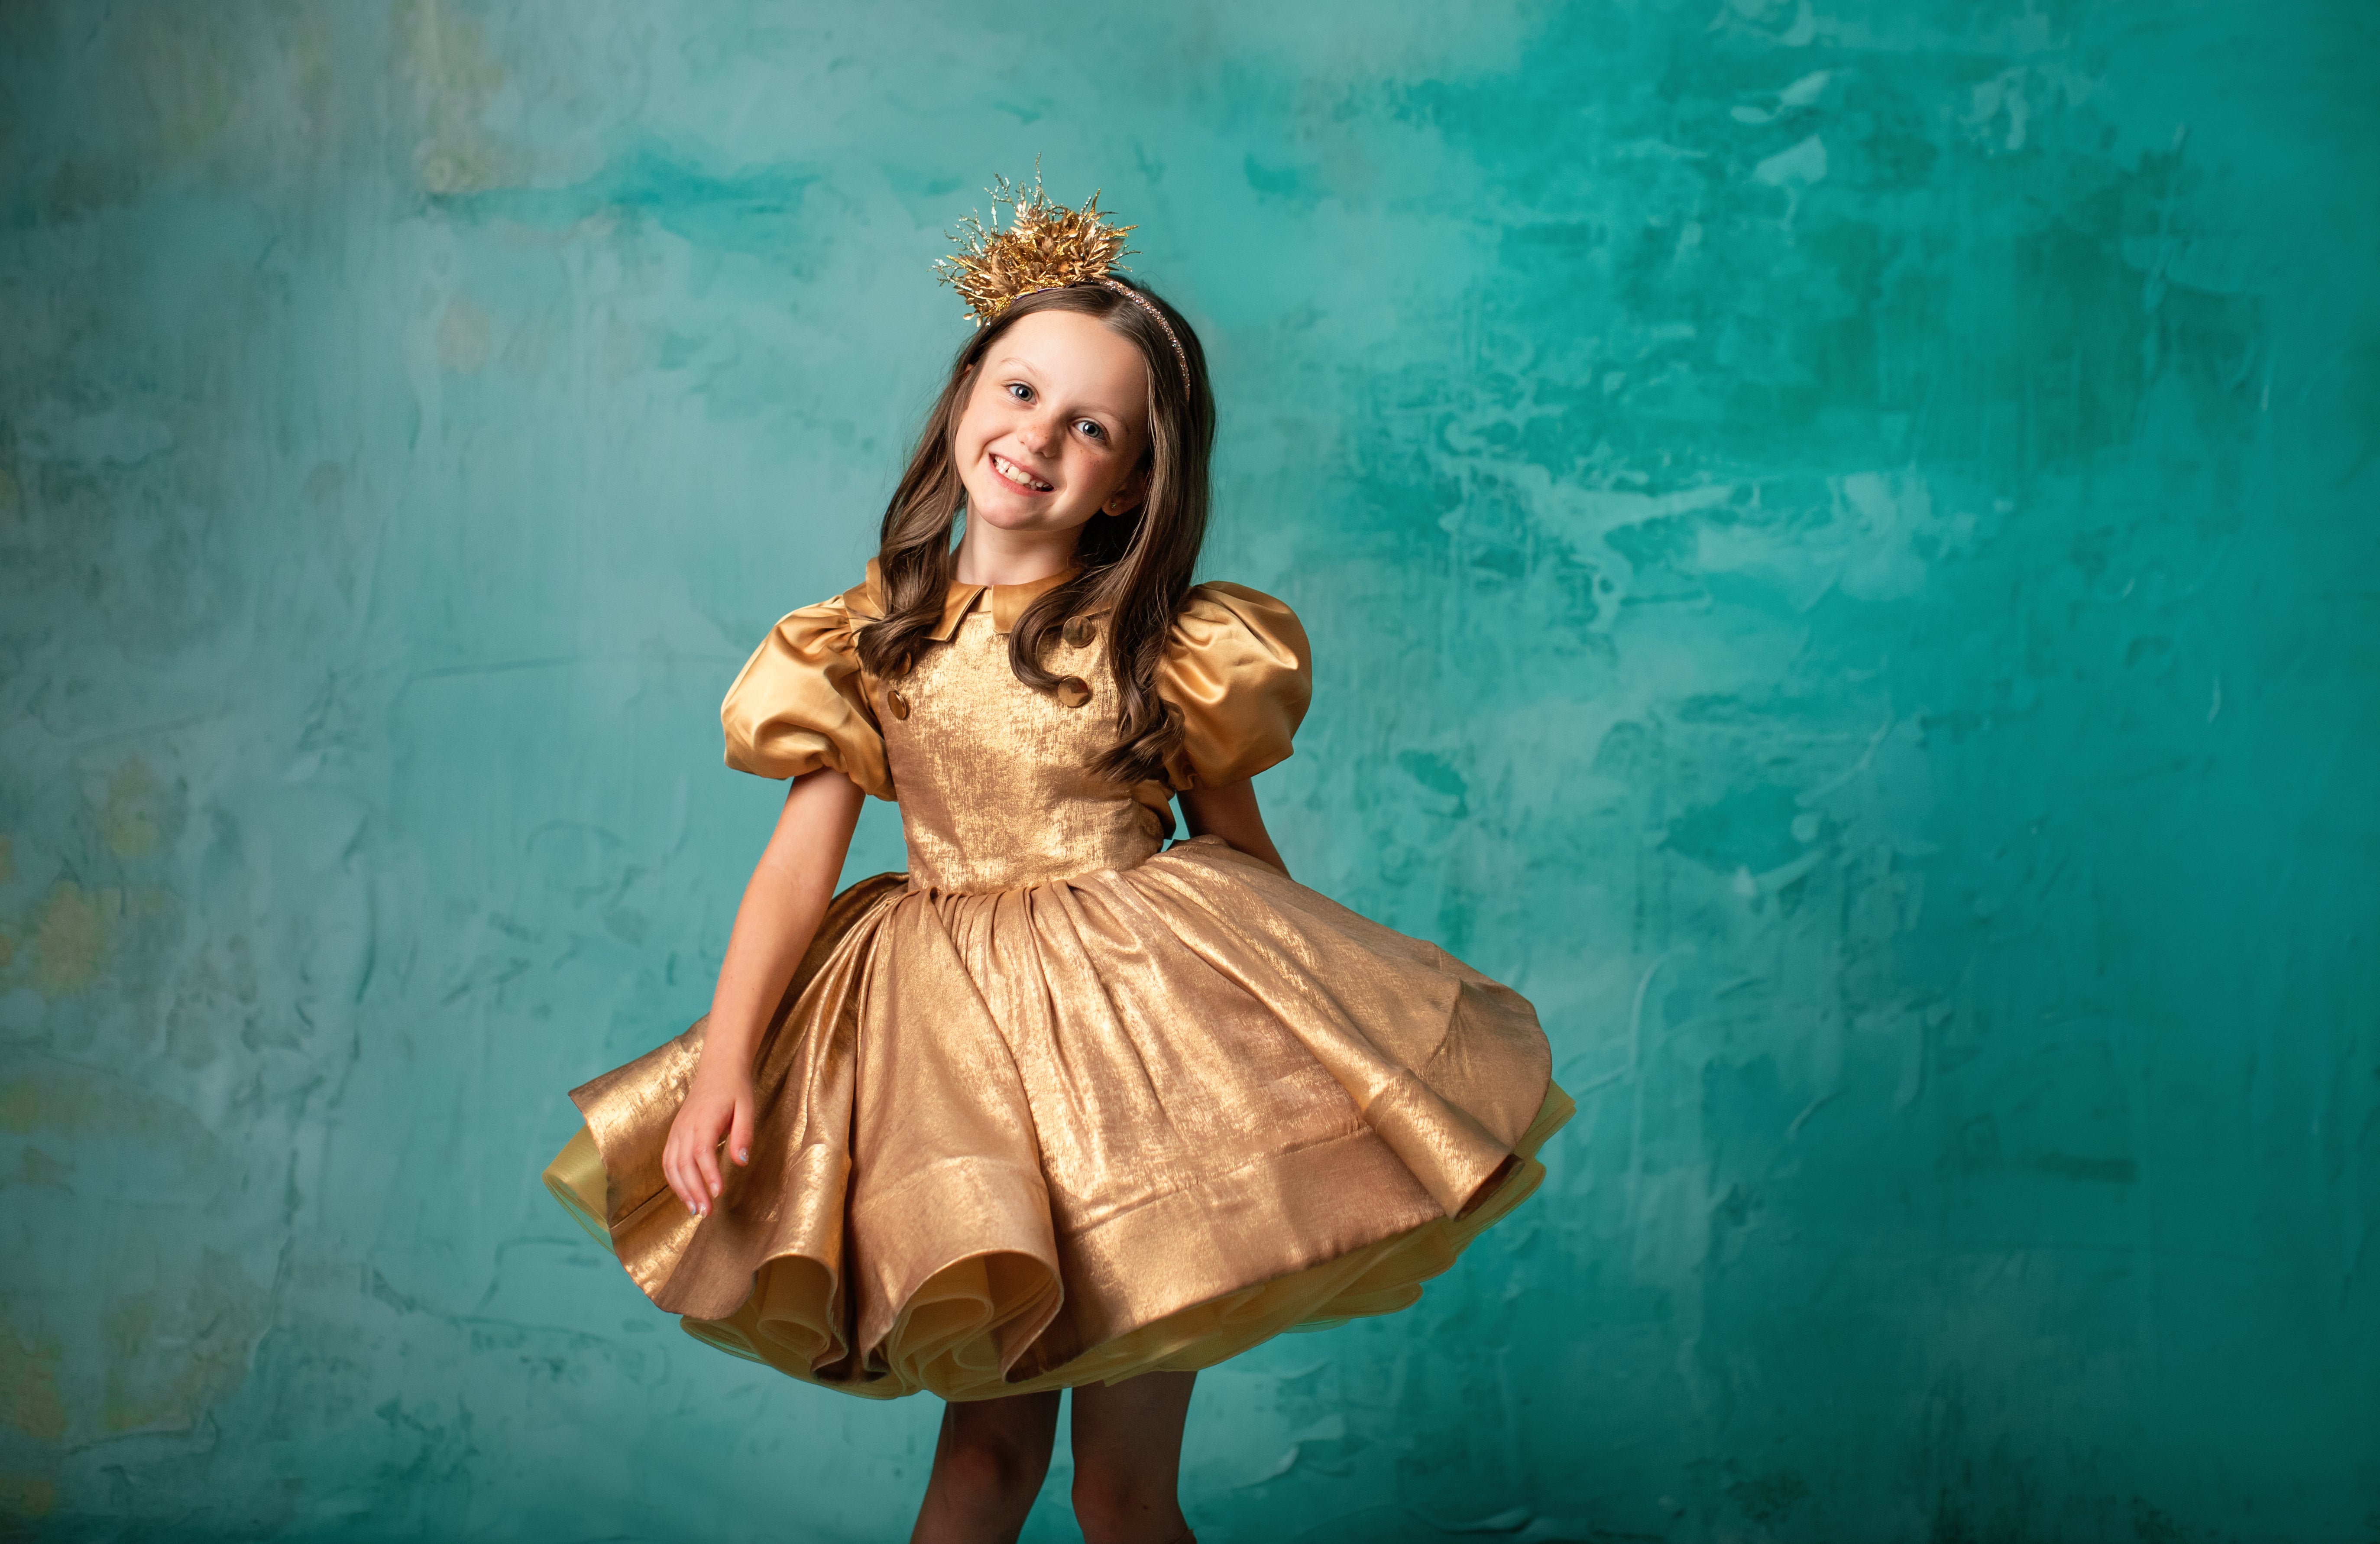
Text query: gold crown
934 171 1137 326
934 170 1192 390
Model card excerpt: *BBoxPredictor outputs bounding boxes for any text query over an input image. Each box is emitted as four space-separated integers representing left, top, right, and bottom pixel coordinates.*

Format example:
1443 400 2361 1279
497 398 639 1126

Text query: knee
1071 1466 1189 1544
938 1425 1049 1516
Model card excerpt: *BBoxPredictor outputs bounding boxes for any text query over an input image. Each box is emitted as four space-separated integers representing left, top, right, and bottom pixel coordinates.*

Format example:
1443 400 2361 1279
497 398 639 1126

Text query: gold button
1062 616 1097 649
1054 676 1091 708
885 688 910 720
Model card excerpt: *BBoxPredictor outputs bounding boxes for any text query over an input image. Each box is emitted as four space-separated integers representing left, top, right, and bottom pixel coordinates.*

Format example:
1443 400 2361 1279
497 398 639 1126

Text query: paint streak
31 886 102 996
0 1322 69 1441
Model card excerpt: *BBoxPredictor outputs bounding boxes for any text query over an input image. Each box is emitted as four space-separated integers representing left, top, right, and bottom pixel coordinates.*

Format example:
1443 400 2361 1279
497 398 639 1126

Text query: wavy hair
853 279 1215 786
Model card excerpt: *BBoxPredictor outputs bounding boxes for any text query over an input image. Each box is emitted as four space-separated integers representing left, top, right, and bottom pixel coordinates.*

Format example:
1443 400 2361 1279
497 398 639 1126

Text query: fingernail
735 1148 748 1164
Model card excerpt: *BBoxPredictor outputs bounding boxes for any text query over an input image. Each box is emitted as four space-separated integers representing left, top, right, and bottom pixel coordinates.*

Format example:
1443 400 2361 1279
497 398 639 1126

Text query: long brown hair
854 279 1215 785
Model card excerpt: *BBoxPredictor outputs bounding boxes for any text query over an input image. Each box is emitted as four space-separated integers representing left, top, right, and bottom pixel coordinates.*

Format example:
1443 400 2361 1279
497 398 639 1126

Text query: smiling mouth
990 452 1054 493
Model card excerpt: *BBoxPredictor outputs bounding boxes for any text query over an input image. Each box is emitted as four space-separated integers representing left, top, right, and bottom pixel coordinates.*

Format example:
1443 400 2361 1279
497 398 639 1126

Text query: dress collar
846 558 1085 642
929 564 1078 641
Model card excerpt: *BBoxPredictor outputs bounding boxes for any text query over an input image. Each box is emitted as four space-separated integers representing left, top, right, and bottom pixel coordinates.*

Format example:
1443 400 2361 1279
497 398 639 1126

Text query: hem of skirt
542 1078 1576 1402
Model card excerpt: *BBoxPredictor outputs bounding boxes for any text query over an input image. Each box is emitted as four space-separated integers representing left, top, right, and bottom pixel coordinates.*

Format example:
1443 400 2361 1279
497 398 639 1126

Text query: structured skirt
544 835 1570 1400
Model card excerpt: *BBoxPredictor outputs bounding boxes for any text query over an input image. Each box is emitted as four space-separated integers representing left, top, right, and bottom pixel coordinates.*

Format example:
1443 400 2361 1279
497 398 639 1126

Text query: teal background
2 1 2374 1540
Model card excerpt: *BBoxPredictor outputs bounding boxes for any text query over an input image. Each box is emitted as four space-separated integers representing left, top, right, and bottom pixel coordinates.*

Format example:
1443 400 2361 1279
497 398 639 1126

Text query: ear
1103 464 1151 516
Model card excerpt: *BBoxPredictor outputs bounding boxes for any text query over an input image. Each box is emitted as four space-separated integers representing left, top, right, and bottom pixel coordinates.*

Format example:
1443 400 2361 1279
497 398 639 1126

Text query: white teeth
992 453 1051 492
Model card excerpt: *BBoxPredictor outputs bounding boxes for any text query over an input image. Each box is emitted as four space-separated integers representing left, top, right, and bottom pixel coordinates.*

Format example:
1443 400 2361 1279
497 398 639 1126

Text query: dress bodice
718 563 1311 895
880 600 1166 893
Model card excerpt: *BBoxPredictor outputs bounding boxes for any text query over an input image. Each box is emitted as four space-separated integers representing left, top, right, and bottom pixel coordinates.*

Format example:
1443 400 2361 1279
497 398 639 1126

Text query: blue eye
1076 419 1105 441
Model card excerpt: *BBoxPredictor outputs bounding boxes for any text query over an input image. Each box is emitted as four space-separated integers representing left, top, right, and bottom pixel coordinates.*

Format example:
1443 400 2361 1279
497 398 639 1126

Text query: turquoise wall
3 2 2374 1539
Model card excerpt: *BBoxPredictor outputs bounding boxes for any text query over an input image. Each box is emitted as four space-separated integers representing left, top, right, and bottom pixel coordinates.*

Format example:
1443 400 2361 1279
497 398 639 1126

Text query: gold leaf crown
934 170 1192 390
934 171 1136 325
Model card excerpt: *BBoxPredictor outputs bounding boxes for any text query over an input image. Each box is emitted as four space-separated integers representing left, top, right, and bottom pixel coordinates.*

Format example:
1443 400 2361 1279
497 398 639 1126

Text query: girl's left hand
662 1064 754 1218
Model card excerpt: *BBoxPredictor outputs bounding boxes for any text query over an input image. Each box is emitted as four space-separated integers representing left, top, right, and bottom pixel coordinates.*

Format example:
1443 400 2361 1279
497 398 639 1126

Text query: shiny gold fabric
880 589 1163 894
719 563 1311 806
547 570 1568 1400
718 580 892 799
1154 583 1311 790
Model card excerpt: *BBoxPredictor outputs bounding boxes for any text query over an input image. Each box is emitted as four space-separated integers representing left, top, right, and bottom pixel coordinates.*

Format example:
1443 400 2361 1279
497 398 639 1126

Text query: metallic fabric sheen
545 569 1568 1399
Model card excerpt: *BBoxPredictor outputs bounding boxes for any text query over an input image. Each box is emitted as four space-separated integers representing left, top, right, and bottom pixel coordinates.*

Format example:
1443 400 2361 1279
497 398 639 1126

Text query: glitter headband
933 172 1193 393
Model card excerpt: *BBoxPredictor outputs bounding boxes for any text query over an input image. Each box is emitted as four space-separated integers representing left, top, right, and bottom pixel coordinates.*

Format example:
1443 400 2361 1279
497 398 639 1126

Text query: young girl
544 178 1572 1544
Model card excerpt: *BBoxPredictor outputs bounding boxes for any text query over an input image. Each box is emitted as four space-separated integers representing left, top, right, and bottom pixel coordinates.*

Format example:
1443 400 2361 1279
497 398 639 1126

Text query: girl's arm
1179 777 1290 878
663 767 865 1217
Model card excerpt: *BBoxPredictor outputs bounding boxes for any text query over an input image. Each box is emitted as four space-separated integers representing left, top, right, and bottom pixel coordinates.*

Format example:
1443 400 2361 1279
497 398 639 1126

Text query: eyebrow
985 350 1140 426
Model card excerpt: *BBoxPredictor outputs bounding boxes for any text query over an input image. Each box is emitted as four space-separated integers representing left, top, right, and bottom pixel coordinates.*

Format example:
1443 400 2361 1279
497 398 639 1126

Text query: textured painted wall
2 2 2374 1540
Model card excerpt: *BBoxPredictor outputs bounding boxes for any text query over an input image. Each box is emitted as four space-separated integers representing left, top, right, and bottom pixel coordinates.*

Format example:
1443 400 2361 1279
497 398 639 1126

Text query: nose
1016 411 1061 457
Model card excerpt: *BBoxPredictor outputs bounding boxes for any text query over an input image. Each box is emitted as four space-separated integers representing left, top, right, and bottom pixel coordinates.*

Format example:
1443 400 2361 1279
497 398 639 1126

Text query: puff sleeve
719 586 894 800
1157 582 1313 790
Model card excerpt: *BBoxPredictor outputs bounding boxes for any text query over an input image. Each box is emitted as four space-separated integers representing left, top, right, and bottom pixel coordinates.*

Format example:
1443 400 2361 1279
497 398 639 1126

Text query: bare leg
910 1390 1061 1544
1069 1371 1198 1544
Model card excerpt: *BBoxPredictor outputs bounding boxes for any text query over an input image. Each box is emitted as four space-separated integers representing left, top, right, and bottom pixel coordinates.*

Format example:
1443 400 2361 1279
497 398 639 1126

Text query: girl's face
952 308 1151 542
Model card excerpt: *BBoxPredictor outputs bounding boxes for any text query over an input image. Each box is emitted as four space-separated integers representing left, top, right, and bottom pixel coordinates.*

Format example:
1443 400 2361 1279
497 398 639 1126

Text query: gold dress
543 564 1572 1400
